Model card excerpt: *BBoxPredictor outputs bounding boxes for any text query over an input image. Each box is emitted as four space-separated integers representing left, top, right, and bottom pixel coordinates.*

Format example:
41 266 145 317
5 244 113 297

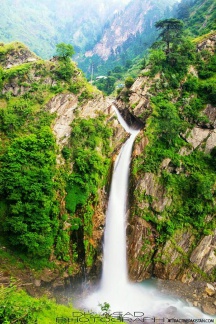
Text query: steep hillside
116 28 216 303
0 42 125 290
91 0 216 96
0 0 130 59
176 0 216 36
78 0 178 77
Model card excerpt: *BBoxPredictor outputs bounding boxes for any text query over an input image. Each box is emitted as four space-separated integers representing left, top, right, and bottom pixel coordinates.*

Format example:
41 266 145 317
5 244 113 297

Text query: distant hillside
92 0 216 95
0 0 129 59
77 0 178 77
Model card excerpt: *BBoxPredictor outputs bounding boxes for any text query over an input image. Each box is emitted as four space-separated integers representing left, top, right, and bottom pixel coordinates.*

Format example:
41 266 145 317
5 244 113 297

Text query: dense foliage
92 0 216 95
0 284 119 324
176 0 216 36
0 284 73 324
130 19 216 277
0 129 58 257
64 116 113 266
0 42 105 269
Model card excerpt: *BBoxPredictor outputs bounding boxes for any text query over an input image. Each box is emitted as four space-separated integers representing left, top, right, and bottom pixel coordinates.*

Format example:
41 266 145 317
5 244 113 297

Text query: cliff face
116 32 216 288
85 0 154 61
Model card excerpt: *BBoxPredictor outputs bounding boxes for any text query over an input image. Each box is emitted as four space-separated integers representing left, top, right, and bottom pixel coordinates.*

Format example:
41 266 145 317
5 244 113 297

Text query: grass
0 284 121 324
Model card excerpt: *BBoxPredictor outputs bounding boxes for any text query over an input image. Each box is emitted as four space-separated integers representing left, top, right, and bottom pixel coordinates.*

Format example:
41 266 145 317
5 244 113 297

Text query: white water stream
80 105 214 321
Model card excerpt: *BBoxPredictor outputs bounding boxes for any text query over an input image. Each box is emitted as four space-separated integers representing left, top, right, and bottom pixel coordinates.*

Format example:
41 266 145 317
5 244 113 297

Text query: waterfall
80 106 213 320
101 105 139 293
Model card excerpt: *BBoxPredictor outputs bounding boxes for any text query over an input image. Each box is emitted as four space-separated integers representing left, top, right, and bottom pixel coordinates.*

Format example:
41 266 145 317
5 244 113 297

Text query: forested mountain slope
91 0 216 95
0 0 129 59
79 0 178 77
176 0 216 35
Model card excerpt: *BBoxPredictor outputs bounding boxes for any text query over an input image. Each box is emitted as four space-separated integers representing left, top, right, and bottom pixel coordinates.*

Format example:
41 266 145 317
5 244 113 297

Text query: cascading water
80 105 214 320
100 106 139 295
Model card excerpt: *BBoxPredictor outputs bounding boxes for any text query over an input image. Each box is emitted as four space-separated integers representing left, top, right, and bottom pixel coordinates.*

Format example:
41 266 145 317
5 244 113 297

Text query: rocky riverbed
157 279 216 317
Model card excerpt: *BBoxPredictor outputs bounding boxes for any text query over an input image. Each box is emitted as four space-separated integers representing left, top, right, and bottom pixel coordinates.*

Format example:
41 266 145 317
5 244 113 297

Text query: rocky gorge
0 31 216 317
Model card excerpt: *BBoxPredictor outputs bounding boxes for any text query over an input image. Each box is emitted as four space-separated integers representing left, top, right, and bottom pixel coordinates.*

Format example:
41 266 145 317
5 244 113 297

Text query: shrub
125 76 135 88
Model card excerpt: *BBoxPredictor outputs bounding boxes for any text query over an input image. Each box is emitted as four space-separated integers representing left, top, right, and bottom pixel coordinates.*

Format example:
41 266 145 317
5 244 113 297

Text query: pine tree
155 19 184 54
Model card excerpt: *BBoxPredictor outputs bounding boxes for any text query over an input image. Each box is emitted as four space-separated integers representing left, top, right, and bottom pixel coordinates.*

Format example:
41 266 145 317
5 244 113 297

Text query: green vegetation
155 18 184 54
92 0 216 95
0 284 73 324
56 43 75 60
178 0 216 36
125 77 135 89
64 116 113 266
0 284 120 324
0 42 104 271
0 0 215 290
79 1 175 80
0 129 57 257
130 17 216 279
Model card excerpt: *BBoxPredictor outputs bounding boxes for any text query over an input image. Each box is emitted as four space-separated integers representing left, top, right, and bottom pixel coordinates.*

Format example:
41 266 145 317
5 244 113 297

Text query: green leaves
155 18 184 54
0 284 77 323
56 43 75 60
64 117 112 265
0 128 58 257
125 76 135 88
65 117 112 215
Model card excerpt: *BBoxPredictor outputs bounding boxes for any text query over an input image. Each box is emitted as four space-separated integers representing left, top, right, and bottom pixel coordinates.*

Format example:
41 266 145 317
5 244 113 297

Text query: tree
0 129 58 257
56 43 75 60
155 101 185 146
155 19 184 55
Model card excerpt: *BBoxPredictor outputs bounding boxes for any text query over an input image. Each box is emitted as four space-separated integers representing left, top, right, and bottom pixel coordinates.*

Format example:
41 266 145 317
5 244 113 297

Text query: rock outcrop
154 228 195 281
0 42 38 69
127 216 157 280
46 93 114 147
190 230 216 279
197 32 216 54
115 71 155 125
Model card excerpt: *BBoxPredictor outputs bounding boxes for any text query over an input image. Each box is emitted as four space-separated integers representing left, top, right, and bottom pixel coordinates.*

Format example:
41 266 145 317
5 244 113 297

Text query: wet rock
52 279 65 289
190 230 216 279
127 216 157 281
34 279 41 287
40 268 59 283
154 228 195 280
201 303 216 316
157 279 216 316
205 283 215 297
166 306 178 316
187 127 210 149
